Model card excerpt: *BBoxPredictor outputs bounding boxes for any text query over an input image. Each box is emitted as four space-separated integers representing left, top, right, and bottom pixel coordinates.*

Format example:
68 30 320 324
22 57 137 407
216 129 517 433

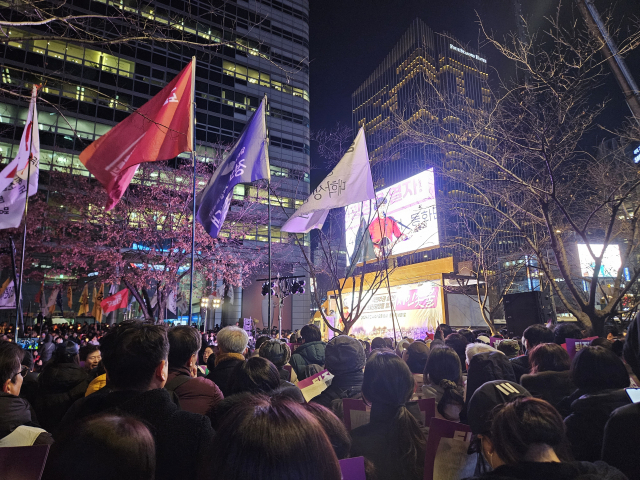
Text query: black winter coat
34 362 89 433
564 388 631 462
39 342 55 364
311 370 363 416
57 388 214 480
0 393 53 445
205 358 244 397
520 370 575 412
465 461 627 480
290 341 326 379
602 402 640 480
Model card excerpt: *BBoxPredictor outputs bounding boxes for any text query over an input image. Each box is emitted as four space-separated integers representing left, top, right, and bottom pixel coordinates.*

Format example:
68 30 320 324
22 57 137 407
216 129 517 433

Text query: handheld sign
297 369 334 402
565 337 598 360
339 457 366 480
343 398 370 431
0 444 50 480
424 418 475 480
489 337 503 347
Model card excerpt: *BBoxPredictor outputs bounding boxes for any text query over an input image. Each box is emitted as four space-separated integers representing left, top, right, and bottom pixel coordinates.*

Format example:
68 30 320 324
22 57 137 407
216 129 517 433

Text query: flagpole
15 88 37 341
266 95 272 333
188 56 196 326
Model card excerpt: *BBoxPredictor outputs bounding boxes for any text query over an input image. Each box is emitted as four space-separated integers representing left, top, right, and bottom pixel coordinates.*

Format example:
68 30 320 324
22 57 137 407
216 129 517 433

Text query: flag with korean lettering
0 85 40 229
281 127 374 233
79 59 194 210
195 96 270 238
0 279 16 309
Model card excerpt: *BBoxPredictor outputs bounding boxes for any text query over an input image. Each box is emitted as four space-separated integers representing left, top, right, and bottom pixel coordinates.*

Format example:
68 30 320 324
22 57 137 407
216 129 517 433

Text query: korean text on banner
281 127 374 233
101 288 129 314
296 369 334 402
79 60 194 210
195 96 270 238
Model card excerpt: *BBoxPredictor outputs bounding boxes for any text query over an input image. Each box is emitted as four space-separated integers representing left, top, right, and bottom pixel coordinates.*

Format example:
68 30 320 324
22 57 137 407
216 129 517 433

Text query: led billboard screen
345 169 439 264
577 244 622 278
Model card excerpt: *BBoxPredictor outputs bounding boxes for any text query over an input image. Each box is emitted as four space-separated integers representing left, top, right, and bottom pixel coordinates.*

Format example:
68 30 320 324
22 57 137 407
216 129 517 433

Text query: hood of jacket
294 341 326 364
0 393 35 438
570 388 631 416
39 362 89 392
466 351 516 405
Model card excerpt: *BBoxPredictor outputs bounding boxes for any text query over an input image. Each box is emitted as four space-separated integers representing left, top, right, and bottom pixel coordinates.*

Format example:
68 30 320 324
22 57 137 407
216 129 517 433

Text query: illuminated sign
577 244 622 278
342 281 442 339
450 44 487 63
345 169 439 264
634 145 640 164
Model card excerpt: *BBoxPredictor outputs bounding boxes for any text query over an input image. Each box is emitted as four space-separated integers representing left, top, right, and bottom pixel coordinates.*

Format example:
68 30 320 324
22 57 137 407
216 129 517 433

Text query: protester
467 397 627 480
510 324 555 381
311 335 366 413
422 346 464 421
554 322 583 345
43 415 155 480
520 343 574 410
303 402 351 460
207 395 342 480
34 340 89 432
19 349 39 408
465 350 516 421
206 326 248 397
465 343 498 369
600 314 640 480
290 324 326 380
403 340 429 399
350 350 426 480
79 344 101 372
0 342 53 446
370 336 386 351
563 346 631 462
435 323 453 341
166 326 223 417
58 321 214 480
39 334 55 364
259 339 297 383
445 333 469 371
496 339 520 358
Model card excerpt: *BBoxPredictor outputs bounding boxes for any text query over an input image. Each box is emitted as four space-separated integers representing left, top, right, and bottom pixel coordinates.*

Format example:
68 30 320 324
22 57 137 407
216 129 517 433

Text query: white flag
0 86 40 229
0 280 16 309
281 127 374 233
46 288 59 310
167 290 177 313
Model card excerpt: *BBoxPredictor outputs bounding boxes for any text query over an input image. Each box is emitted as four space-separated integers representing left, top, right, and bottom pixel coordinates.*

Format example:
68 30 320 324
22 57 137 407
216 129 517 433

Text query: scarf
214 352 245 367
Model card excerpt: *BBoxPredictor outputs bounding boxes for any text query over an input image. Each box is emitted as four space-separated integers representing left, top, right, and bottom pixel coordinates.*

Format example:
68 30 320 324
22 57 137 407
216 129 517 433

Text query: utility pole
576 0 640 125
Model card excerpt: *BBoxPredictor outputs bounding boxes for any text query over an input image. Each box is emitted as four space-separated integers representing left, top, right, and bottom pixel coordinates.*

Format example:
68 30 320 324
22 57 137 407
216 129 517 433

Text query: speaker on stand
503 290 556 337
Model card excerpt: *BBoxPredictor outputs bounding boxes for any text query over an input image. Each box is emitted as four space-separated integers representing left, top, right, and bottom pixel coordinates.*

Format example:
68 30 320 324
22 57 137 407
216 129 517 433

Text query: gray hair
465 343 500 366
217 326 249 354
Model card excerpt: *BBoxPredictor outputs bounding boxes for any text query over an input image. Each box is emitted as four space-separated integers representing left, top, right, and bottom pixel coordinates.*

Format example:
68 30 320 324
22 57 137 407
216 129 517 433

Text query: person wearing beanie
259 339 298 384
34 339 89 433
311 335 366 414
601 314 640 480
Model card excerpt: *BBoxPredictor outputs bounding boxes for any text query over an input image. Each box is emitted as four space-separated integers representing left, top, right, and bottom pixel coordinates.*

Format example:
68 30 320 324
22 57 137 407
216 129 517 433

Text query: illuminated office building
352 18 492 267
0 0 311 328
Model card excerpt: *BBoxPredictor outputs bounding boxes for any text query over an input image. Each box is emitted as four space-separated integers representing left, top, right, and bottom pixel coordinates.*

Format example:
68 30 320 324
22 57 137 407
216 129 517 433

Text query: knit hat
467 380 530 435
324 335 366 375
259 339 291 368
624 313 640 378
477 335 491 344
465 351 516 408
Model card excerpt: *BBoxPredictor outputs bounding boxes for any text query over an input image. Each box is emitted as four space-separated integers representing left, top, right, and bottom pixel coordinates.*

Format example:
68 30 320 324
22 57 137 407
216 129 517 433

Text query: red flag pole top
80 60 195 210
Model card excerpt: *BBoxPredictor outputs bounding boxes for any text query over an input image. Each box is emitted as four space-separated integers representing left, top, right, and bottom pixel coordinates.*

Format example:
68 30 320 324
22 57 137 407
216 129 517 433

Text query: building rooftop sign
449 44 487 63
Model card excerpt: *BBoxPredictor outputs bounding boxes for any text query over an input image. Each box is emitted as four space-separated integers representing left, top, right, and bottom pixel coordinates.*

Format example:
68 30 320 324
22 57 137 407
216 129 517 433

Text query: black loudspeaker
503 291 556 337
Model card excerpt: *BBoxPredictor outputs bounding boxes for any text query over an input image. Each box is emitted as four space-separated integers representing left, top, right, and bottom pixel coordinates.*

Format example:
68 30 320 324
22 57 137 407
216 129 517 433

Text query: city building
0 0 311 330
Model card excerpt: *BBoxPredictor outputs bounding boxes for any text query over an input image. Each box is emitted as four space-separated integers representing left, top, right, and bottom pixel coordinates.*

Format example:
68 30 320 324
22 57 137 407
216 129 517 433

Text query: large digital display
339 281 443 339
577 244 622 278
345 169 439 264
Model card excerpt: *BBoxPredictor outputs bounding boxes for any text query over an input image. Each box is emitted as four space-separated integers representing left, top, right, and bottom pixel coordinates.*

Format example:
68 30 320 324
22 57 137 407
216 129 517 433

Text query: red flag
80 59 195 210
101 288 129 314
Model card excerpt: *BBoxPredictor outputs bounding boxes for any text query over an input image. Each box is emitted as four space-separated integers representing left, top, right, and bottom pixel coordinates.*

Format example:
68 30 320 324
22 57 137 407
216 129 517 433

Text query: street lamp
199 297 209 331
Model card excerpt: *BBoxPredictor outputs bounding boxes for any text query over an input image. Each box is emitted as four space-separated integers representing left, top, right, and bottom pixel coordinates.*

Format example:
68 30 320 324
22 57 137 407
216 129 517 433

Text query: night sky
308 0 640 181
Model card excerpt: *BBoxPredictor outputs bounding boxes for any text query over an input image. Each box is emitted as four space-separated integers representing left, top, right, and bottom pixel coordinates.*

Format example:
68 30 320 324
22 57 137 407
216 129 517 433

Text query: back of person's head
467 380 531 436
489 397 572 465
43 415 155 480
528 343 571 373
21 349 34 370
228 356 280 395
571 345 629 393
438 379 465 421
604 324 619 340
208 395 342 480
362 350 425 479
465 343 497 366
254 335 271 351
167 326 201 369
44 334 52 343
0 342 22 393
625 315 640 377
370 337 386 350
405 340 429 374
553 323 582 345
259 339 291 368
466 351 516 407
457 328 476 343
217 326 249 354
424 346 462 386
436 323 453 340
54 340 80 364
324 335 366 375
100 321 169 390
522 324 554 350
300 324 321 343
590 337 613 349
383 337 394 349
79 344 100 362
303 403 351 460
444 333 469 369
496 339 520 358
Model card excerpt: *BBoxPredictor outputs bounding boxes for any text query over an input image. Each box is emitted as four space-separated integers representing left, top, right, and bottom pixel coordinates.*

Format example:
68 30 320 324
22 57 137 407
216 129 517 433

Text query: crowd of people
0 317 639 480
